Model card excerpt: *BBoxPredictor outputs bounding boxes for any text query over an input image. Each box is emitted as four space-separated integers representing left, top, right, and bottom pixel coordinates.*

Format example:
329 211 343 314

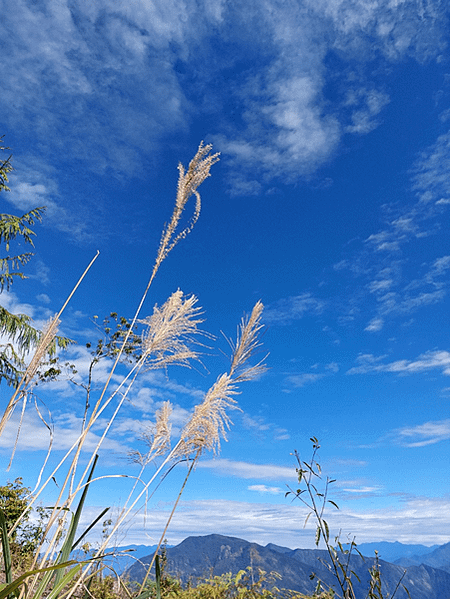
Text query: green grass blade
0 561 79 599
53 454 99 593
72 507 110 551
46 565 82 599
0 510 12 589
155 554 161 599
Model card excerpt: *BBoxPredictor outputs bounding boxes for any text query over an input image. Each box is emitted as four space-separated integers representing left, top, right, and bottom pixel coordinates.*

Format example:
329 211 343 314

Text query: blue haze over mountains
121 535 450 599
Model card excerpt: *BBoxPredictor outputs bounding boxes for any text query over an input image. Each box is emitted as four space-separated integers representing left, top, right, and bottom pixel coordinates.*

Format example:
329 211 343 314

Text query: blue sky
1 0 450 551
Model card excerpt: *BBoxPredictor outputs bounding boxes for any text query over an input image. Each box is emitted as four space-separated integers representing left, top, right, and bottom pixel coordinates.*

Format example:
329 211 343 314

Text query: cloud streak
264 293 325 324
393 418 450 447
0 0 446 227
347 350 450 376
82 494 450 548
196 458 296 481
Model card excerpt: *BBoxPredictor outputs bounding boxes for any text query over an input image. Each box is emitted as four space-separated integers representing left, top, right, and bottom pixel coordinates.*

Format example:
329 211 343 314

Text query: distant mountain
395 542 450 573
125 534 450 599
74 544 161 575
265 543 292 555
352 541 439 562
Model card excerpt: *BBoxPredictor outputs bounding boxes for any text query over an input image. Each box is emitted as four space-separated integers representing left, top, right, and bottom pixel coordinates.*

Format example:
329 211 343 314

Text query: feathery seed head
230 300 266 380
156 142 220 267
24 315 60 385
176 301 266 459
177 373 239 458
129 401 173 465
139 290 205 370
153 401 172 455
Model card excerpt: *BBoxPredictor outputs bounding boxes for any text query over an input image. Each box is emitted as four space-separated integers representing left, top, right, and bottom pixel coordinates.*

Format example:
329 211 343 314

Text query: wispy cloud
284 361 339 389
341 486 382 495
347 350 450 376
0 290 55 333
327 128 450 331
285 373 326 388
7 161 92 242
264 293 324 324
345 88 390 134
240 413 291 441
364 317 384 332
411 130 450 205
0 408 127 454
393 418 450 447
0 0 446 227
90 495 450 548
248 485 283 495
196 458 296 481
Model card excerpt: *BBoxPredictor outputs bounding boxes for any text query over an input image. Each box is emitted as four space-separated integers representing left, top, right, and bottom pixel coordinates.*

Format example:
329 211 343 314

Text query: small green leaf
315 525 321 546
323 519 329 543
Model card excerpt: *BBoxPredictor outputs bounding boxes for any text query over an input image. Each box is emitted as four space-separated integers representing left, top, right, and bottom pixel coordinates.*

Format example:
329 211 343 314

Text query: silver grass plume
24 315 60 386
229 300 266 380
129 401 172 465
154 142 220 271
139 290 206 370
177 301 266 457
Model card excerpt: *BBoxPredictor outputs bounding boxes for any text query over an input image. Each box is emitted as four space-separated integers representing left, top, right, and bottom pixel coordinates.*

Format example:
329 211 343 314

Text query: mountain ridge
125 534 450 599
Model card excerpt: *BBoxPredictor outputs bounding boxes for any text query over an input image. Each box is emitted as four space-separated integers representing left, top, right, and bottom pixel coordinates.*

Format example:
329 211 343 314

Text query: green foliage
0 478 31 541
0 138 72 388
0 459 106 599
90 312 142 363
0 478 51 586
140 568 284 599
0 136 13 194
87 575 117 599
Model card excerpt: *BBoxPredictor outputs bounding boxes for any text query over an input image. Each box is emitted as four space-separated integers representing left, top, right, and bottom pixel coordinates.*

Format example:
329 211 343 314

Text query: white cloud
264 293 325 324
411 130 450 204
368 279 393 293
0 0 444 213
0 406 127 454
346 88 390 134
90 495 450 548
248 485 283 495
430 255 450 276
347 350 450 376
286 373 326 387
36 294 51 304
241 414 271 432
240 413 290 442
342 486 382 494
284 361 339 389
7 162 92 241
196 458 296 481
364 317 384 332
0 290 36 319
393 418 450 447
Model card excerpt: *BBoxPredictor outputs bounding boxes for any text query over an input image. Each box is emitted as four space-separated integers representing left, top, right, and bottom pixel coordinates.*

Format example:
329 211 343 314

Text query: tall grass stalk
0 250 100 439
0 143 267 599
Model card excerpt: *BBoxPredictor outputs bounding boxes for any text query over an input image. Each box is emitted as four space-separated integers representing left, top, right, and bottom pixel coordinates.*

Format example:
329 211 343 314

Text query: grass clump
0 142 267 599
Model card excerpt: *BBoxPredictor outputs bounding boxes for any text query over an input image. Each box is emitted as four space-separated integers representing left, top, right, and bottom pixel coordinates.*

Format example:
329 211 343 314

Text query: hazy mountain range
123 534 450 599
